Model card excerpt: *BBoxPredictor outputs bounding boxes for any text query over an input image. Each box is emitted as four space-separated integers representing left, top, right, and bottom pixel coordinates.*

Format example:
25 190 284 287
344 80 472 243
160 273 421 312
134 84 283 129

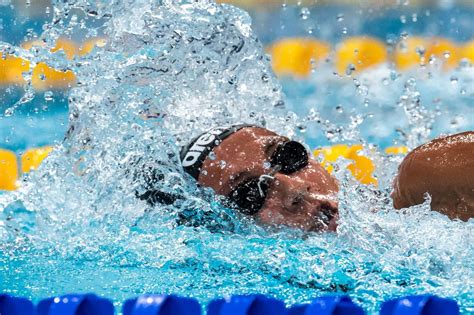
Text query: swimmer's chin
303 213 339 233
257 212 339 233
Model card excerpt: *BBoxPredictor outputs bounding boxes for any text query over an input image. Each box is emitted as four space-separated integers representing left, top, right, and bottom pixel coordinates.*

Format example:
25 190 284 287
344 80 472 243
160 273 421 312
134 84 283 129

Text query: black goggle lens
271 140 309 174
229 178 269 215
229 140 309 215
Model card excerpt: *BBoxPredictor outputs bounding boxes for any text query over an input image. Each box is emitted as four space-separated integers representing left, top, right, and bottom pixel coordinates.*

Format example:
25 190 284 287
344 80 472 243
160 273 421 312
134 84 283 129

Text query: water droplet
382 78 389 85
356 84 369 96
336 105 344 113
43 91 53 102
297 123 307 133
459 58 471 68
86 9 98 17
300 7 310 20
460 88 466 95
4 108 13 117
345 64 356 75
336 13 344 22
450 118 458 128
400 15 407 23
400 31 409 40
412 13 418 22
443 51 451 59
450 76 458 84
342 27 347 35
219 160 227 169
415 46 426 57
263 161 271 169
390 70 399 81
208 152 216 160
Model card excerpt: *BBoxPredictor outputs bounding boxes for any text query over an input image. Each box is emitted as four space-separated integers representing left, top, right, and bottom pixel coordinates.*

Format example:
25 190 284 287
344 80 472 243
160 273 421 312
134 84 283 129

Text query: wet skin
198 127 339 232
391 131 474 221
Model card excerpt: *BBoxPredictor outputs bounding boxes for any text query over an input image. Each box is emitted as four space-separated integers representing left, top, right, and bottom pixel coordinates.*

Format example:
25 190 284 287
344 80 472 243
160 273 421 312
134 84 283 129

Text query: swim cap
180 124 255 180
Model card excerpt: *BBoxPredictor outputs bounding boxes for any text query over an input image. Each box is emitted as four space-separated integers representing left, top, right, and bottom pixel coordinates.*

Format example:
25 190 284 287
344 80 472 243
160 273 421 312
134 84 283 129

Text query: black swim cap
180 124 256 179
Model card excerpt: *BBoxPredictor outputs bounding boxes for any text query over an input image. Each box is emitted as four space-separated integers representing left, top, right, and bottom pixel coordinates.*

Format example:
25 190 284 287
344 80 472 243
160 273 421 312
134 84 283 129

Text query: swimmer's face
198 127 339 232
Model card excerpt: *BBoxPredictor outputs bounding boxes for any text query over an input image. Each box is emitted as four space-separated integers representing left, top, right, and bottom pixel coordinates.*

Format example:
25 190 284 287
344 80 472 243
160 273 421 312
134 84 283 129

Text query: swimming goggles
227 140 309 215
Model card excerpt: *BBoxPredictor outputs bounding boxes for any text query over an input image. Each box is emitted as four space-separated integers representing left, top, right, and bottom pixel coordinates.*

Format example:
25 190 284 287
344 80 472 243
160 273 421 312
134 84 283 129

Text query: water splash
0 1 473 314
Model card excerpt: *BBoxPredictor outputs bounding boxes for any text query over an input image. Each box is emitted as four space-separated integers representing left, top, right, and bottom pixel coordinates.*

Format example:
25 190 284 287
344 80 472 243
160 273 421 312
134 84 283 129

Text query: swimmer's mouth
314 202 339 232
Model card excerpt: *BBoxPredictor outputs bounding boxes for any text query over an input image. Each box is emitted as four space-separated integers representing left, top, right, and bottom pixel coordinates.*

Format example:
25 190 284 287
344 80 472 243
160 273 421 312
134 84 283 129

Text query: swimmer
180 125 339 232
143 126 473 232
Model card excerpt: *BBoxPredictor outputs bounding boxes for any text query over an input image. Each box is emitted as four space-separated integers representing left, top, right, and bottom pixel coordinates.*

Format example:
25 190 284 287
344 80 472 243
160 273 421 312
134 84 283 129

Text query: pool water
0 1 473 314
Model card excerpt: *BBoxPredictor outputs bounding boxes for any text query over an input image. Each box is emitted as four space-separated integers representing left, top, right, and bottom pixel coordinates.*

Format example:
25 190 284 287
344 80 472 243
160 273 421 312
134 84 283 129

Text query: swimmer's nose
270 173 339 231
270 173 310 207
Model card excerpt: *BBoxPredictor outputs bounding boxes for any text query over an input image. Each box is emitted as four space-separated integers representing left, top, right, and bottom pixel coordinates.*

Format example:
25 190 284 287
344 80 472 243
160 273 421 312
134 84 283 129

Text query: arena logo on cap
182 127 227 167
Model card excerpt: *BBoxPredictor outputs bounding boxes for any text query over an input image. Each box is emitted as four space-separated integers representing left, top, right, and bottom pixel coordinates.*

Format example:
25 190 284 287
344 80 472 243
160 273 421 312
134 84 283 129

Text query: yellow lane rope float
461 40 474 64
334 36 388 75
393 36 428 71
0 147 53 190
314 144 377 185
0 53 30 85
314 145 408 186
0 149 19 191
394 37 460 70
267 38 330 78
268 37 472 78
21 146 54 173
0 37 106 90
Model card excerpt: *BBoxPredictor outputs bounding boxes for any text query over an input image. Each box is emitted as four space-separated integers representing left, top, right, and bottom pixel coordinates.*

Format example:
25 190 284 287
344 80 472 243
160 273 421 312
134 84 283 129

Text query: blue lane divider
37 293 114 315
380 295 460 315
0 293 464 314
122 294 201 315
207 294 286 315
0 294 35 315
288 296 365 315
